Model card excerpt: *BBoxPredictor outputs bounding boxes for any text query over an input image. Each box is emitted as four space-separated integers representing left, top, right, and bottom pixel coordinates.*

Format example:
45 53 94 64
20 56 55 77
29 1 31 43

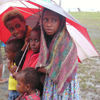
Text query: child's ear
26 84 31 91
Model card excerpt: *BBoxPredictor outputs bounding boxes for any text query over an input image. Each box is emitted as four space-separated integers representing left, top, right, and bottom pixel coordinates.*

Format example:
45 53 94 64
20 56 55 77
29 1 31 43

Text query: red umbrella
0 0 99 61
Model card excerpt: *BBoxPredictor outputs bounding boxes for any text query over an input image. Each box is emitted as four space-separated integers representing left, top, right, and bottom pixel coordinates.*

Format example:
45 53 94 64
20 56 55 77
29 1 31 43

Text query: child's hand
21 37 29 51
12 72 18 80
8 65 17 74
37 67 47 73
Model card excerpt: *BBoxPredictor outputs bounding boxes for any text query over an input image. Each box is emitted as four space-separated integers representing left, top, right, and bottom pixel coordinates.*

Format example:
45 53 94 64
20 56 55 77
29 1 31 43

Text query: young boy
2 9 31 41
2 9 32 69
5 38 23 100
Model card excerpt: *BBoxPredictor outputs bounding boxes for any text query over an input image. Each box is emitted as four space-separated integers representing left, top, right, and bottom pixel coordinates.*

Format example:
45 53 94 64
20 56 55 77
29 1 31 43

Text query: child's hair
31 23 41 35
6 36 24 52
2 9 25 28
19 67 40 90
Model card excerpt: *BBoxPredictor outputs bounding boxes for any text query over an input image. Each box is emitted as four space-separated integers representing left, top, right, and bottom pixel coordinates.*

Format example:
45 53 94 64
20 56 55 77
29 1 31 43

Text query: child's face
6 18 26 39
43 10 60 36
5 44 16 61
16 73 27 94
29 31 40 53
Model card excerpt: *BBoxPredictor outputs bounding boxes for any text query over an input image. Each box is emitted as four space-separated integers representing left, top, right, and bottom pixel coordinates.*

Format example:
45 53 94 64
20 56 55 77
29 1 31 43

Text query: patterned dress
42 74 80 100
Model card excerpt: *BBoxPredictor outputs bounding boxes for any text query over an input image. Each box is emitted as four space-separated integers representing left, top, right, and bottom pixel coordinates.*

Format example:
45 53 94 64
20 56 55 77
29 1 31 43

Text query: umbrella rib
19 0 40 15
14 7 34 15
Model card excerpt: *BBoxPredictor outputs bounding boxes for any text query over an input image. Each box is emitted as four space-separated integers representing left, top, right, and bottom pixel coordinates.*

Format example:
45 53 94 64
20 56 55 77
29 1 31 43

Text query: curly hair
19 67 41 90
2 9 25 28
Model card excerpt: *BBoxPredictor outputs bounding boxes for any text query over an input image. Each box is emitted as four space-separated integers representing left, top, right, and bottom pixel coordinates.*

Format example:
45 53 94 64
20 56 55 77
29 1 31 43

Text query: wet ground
78 57 100 100
0 69 9 100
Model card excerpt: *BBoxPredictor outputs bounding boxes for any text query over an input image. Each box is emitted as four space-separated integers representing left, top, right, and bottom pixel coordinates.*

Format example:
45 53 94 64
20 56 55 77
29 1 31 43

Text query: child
36 8 80 100
15 67 41 100
2 9 31 41
2 9 32 69
5 38 23 100
21 25 40 70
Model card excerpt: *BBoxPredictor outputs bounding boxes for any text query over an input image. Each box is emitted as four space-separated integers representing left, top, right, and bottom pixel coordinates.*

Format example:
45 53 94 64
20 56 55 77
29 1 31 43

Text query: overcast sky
0 0 100 11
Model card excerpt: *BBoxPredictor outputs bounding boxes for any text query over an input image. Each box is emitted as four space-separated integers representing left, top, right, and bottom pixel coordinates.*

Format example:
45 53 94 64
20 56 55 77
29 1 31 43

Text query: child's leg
8 90 20 100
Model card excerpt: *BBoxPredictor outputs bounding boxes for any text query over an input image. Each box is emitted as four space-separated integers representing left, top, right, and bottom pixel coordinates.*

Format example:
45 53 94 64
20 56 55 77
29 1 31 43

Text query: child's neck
27 89 36 95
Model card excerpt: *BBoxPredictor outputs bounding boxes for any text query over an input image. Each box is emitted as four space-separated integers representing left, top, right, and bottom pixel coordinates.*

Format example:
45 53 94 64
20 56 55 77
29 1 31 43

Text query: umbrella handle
16 43 29 72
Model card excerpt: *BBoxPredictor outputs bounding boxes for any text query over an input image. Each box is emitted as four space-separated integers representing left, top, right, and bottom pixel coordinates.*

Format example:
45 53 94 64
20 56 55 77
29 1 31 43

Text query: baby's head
29 25 41 53
5 37 23 61
16 67 40 94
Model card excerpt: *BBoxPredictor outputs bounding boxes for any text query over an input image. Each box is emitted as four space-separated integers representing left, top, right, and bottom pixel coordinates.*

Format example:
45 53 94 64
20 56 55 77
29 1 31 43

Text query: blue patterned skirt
42 74 80 100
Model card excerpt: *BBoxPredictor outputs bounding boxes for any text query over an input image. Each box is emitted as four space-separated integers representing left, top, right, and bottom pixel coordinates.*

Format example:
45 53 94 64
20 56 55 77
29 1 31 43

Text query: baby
15 67 41 100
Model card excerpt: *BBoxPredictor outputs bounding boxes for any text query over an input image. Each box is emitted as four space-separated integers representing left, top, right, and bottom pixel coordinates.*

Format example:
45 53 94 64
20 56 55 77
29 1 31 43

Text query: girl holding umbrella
37 8 80 100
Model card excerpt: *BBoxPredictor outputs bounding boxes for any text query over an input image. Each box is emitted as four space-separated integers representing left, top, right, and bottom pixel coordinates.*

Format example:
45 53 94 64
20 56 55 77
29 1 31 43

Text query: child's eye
43 18 48 23
29 38 32 41
52 18 57 23
15 24 21 28
35 39 39 42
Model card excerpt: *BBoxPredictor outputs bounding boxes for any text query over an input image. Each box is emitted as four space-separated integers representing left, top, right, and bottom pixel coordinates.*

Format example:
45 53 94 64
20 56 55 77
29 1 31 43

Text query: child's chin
33 50 39 53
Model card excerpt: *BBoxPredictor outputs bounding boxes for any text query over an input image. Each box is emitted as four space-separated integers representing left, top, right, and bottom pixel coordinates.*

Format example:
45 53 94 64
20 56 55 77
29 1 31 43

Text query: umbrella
0 0 99 61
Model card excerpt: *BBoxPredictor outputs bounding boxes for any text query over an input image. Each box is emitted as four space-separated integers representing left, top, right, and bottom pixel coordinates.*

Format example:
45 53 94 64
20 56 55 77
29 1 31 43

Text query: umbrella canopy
0 0 99 61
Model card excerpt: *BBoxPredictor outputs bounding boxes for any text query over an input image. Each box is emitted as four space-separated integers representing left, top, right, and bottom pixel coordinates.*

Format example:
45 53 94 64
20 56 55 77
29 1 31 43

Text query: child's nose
31 41 35 45
12 28 19 35
47 20 52 26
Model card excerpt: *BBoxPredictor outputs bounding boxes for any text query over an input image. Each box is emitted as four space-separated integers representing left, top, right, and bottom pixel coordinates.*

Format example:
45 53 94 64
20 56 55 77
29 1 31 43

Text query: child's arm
7 61 12 72
21 34 29 51
37 67 47 74
22 25 32 51
15 94 23 100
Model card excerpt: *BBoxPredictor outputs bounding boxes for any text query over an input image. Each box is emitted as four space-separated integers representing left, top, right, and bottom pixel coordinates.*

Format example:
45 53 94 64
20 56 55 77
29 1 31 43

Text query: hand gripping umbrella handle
16 43 29 72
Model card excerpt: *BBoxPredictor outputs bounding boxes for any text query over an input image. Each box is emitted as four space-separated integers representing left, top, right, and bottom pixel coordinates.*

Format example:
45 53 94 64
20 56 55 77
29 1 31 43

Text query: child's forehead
30 30 40 37
6 43 13 49
43 10 59 18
